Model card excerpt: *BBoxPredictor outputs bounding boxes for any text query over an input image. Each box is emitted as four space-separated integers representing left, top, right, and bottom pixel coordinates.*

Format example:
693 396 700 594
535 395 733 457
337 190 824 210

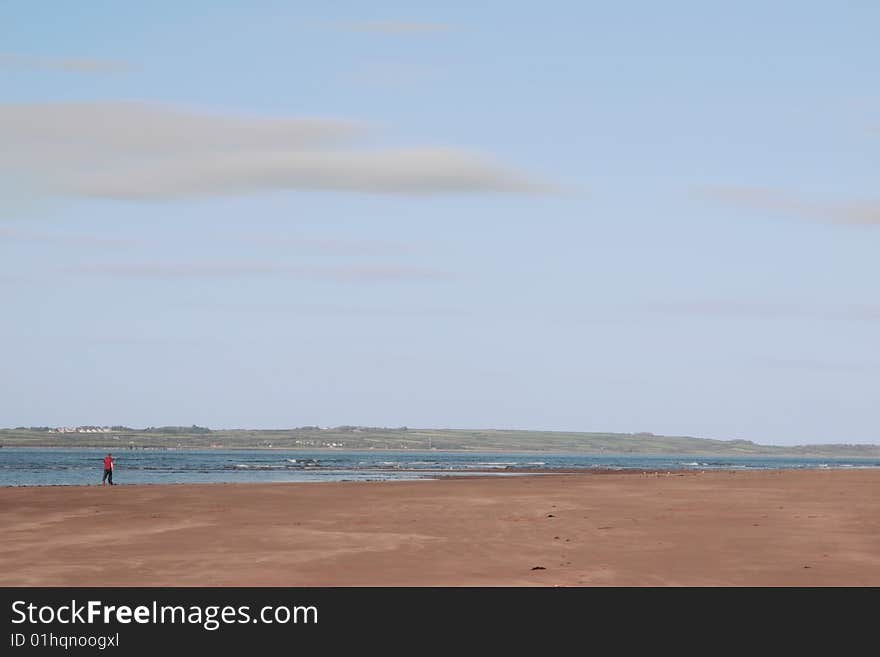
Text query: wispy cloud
65 262 454 282
181 302 470 318
0 226 139 248
3 102 359 154
85 336 208 347
0 53 127 74
0 102 547 201
62 149 545 199
650 300 880 322
758 356 880 374
1 226 410 255
339 21 451 34
700 186 880 226
229 234 413 256
347 62 439 90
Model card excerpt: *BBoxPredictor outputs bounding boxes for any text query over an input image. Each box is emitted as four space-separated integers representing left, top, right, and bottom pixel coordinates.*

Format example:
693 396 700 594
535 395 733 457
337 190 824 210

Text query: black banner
0 587 872 653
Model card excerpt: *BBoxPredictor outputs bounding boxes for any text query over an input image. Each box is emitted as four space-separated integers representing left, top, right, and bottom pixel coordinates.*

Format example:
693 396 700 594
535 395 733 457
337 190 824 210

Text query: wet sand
1 469 878 586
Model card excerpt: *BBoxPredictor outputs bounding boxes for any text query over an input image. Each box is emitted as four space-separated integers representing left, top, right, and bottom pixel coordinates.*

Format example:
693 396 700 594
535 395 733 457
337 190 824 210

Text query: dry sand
1 469 878 586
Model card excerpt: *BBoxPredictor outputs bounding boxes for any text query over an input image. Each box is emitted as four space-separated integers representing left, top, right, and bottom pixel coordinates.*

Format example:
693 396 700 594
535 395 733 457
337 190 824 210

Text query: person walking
102 453 115 486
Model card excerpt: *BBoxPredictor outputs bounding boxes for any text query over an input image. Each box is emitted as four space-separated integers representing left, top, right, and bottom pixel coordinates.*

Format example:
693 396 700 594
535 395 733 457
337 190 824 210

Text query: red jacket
103 456 113 470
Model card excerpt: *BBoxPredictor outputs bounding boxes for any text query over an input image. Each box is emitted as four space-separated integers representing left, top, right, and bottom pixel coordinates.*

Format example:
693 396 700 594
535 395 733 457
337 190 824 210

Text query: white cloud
0 102 547 200
701 186 880 226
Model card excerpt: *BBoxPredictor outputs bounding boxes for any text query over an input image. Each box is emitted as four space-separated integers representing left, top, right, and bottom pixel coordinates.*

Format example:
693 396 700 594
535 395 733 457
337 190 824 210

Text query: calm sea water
1 448 878 486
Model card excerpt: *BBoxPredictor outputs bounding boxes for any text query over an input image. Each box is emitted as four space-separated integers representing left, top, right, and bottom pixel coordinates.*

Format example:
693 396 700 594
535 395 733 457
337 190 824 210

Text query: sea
1 447 879 487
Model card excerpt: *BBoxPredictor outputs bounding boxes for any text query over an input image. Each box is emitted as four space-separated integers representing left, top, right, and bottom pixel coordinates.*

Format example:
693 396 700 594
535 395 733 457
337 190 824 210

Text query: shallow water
2 448 878 486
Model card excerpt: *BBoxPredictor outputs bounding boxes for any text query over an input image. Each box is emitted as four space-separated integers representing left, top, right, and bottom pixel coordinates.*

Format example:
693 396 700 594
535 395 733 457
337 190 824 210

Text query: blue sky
1 2 877 444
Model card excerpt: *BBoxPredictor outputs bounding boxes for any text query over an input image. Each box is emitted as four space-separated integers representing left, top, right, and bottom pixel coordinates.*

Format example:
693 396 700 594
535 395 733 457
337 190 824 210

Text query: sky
1 1 877 445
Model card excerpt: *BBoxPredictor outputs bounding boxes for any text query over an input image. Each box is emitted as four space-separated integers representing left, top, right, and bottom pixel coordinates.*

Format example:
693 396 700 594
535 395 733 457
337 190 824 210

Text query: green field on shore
2 425 878 457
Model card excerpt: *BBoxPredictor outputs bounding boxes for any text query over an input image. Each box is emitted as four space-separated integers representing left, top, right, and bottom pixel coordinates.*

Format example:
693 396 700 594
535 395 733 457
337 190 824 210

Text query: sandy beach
1 469 878 586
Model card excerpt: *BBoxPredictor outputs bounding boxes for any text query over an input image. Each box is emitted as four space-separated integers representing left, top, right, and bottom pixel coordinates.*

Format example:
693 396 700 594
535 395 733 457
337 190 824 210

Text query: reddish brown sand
1 469 878 586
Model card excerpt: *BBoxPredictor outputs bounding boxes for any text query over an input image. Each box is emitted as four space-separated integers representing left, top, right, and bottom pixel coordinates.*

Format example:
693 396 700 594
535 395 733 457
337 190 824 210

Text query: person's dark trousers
102 469 114 485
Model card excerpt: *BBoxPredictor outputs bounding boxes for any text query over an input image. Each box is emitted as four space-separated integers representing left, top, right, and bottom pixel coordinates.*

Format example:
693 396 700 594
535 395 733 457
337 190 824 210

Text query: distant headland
1 425 878 457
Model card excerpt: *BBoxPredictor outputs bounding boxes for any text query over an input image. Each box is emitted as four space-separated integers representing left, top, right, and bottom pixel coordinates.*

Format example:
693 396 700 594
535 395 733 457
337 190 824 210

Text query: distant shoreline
4 444 880 459
0 425 880 458
4 425 879 459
